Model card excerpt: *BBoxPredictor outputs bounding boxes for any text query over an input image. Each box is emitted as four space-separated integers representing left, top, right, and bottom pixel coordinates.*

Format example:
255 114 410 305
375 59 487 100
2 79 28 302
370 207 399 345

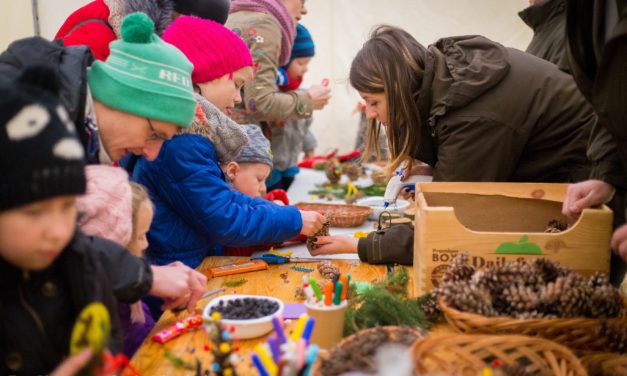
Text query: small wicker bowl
439 299 627 353
314 326 423 376
412 333 586 376
296 202 373 227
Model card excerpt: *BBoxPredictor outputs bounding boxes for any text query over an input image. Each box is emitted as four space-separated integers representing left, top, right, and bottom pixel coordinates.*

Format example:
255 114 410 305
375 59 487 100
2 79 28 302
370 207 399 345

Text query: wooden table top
130 257 449 375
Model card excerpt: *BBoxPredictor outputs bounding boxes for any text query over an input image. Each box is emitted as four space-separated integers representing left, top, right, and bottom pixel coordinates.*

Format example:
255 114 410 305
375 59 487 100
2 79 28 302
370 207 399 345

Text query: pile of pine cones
425 255 626 321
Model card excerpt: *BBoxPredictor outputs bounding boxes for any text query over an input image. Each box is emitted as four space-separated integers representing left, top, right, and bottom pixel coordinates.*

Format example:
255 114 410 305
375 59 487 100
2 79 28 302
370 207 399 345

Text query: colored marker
272 316 286 344
323 281 333 306
291 314 309 342
296 338 307 369
251 353 269 376
346 274 351 299
339 274 348 301
267 335 280 364
309 278 322 302
303 283 315 303
334 281 343 305
302 317 315 343
303 345 320 376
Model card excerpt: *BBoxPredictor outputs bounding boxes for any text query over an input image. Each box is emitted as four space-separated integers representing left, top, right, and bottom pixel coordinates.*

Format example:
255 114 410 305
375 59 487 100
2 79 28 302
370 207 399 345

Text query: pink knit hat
76 165 132 246
163 16 253 84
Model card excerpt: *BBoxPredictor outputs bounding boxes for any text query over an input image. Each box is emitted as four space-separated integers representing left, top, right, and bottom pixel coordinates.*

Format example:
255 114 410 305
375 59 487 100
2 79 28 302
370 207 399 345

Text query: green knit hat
88 12 195 128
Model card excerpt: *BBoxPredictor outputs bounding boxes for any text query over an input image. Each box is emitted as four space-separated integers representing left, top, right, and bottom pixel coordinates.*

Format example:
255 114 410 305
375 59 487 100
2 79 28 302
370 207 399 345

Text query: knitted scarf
230 0 295 66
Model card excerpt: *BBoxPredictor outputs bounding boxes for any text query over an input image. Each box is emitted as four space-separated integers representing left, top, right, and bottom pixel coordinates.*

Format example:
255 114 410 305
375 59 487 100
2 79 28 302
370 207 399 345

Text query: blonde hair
349 25 428 175
129 182 153 325
130 182 152 241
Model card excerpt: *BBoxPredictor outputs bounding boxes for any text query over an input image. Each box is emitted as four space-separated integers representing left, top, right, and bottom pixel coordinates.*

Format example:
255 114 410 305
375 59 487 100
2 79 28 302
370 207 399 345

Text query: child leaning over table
223 125 295 256
267 23 319 192
0 67 147 375
76 166 156 358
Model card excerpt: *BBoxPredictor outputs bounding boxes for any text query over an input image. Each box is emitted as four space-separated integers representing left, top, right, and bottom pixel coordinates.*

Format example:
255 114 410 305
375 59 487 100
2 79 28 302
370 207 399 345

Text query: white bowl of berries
202 294 284 339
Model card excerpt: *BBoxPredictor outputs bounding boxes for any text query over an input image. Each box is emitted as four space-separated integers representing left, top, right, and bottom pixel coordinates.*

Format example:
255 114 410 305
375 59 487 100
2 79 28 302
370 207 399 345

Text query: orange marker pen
323 281 333 306
339 274 348 301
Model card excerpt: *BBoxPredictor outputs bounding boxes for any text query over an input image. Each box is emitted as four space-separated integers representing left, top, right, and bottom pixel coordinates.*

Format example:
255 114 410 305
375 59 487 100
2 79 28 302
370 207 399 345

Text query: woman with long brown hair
350 25 593 182
312 25 597 259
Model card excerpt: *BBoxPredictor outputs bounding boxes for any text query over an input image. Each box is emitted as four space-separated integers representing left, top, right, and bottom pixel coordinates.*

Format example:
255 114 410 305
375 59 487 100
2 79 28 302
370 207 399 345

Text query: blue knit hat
290 23 315 61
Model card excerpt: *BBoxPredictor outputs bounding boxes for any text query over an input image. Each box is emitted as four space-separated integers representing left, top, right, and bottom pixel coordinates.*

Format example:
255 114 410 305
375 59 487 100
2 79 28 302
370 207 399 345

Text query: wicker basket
412 334 586 376
314 326 423 376
580 352 627 376
296 203 372 227
440 299 627 353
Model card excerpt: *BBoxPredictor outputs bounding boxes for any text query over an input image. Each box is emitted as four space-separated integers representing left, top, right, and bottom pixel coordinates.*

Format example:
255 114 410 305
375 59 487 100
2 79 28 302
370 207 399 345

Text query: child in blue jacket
131 16 325 270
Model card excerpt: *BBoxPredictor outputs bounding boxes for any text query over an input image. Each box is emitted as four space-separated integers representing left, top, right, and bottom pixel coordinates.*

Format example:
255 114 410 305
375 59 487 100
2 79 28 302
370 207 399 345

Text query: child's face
126 201 154 258
196 66 254 116
0 196 77 271
232 163 271 198
287 57 311 81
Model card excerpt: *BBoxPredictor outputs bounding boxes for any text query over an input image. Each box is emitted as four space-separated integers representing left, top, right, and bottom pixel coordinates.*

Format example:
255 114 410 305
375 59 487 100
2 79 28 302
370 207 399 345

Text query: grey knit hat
235 125 273 168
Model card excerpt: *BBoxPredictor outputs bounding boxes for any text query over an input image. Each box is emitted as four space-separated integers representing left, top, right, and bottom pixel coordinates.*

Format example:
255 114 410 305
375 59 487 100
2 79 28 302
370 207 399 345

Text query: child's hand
311 235 358 255
299 210 325 236
150 262 207 312
50 349 92 376
307 84 331 110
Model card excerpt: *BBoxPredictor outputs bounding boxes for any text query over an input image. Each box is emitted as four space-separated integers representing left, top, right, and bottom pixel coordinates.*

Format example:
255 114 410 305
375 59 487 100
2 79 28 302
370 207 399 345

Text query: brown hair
349 25 428 175
130 182 152 241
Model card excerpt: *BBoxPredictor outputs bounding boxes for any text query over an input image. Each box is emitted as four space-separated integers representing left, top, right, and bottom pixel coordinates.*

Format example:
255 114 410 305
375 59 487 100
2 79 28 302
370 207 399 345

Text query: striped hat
289 23 315 61
87 12 196 128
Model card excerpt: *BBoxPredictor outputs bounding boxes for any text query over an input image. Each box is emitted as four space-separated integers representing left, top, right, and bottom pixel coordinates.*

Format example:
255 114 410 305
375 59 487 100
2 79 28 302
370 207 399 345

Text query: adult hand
562 179 615 220
307 85 331 110
400 162 433 181
311 235 358 255
611 223 627 262
299 210 325 236
150 262 207 312
50 349 92 376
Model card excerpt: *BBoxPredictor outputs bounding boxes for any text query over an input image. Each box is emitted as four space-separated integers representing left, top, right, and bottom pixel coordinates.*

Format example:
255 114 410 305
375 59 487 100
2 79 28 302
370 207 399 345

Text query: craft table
129 257 422 375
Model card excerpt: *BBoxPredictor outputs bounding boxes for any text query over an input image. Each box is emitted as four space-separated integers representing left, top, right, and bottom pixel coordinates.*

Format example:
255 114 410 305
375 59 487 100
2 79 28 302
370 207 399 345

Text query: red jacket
55 0 115 61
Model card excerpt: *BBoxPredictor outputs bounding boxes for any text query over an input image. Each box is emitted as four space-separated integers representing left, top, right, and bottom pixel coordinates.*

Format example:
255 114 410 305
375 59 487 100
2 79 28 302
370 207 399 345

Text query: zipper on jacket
18 270 46 336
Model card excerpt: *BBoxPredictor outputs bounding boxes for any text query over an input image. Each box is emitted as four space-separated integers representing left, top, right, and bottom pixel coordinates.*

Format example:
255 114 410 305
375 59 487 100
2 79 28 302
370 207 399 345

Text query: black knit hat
173 0 231 24
0 66 86 212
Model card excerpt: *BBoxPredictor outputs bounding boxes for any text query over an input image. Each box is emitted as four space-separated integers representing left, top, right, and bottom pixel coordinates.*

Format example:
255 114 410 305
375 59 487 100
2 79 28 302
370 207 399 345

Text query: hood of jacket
518 0 566 31
178 93 248 164
105 0 175 37
427 35 511 120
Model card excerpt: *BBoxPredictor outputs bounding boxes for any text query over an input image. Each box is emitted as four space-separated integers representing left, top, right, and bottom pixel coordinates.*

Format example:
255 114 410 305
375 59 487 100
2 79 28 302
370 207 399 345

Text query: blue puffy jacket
131 133 302 269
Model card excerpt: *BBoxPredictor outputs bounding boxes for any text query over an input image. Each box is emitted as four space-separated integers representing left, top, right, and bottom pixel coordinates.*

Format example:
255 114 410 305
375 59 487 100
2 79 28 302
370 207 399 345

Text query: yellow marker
354 231 368 239
267 249 293 258
70 302 111 355
482 368 492 376
255 344 278 376
290 314 309 342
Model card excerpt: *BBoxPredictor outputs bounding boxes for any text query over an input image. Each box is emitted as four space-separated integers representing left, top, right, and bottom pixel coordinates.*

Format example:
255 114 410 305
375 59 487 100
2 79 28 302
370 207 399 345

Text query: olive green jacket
226 11 313 126
412 36 595 183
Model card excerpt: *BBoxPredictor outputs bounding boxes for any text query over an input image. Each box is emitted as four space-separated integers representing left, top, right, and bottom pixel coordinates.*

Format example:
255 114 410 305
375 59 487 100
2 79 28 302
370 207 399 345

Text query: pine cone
325 164 342 185
544 219 569 233
417 293 442 323
307 215 330 253
317 260 340 280
442 253 475 283
440 282 495 317
587 272 610 289
471 262 530 296
501 283 540 317
587 284 625 318
540 274 591 317
531 258 571 283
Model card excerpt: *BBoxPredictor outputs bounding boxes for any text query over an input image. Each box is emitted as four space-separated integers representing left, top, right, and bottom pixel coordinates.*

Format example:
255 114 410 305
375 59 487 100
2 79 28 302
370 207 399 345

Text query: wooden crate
413 182 613 294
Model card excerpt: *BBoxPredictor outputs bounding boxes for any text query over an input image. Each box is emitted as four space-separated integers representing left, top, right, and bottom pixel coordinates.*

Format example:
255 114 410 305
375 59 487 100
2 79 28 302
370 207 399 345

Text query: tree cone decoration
544 219 569 233
317 260 340 280
433 254 626 320
306 215 330 253
325 163 342 185
342 163 362 181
